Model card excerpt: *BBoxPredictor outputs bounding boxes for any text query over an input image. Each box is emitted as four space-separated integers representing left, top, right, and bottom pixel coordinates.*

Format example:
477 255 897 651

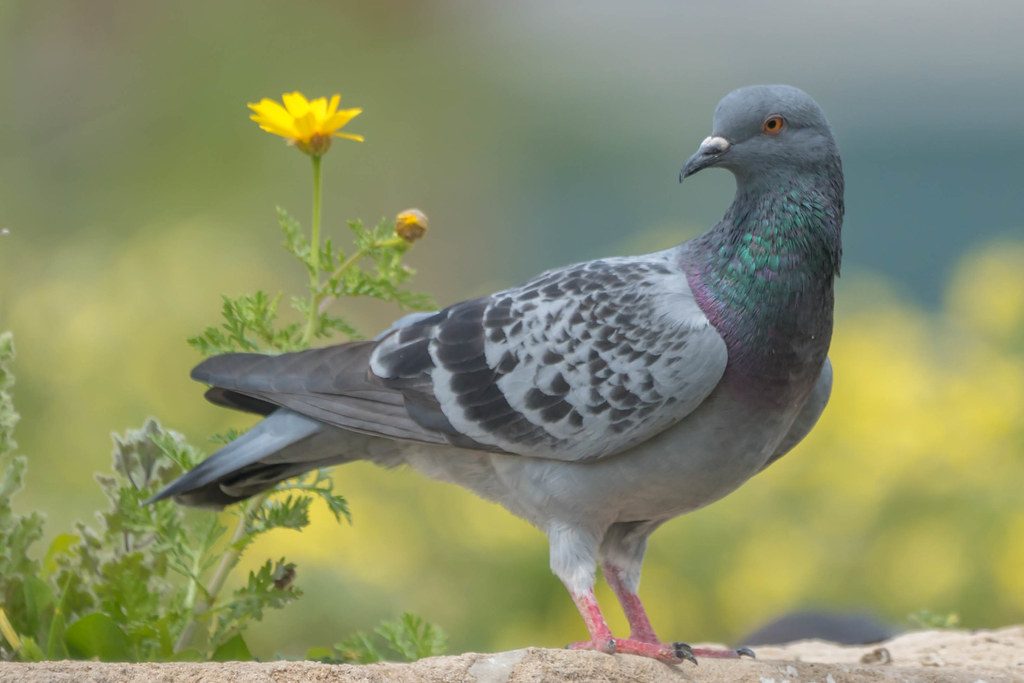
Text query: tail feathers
190 344 450 447
190 343 378 395
145 408 337 509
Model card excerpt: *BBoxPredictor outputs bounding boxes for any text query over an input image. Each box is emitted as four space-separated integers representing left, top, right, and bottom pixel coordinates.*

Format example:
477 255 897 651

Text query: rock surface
2 626 1021 682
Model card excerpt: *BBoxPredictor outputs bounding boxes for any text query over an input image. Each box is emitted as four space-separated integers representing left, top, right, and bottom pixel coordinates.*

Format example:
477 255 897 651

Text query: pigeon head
680 85 839 186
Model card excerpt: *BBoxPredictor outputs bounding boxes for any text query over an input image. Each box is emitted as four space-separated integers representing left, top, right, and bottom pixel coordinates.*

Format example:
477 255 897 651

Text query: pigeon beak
680 135 731 182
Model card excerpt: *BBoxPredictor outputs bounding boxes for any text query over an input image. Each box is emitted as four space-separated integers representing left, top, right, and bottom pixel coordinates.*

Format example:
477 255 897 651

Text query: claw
671 641 698 665
736 647 756 659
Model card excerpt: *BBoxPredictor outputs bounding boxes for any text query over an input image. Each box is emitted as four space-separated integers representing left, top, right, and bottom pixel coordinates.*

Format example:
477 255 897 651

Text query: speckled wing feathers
370 248 729 461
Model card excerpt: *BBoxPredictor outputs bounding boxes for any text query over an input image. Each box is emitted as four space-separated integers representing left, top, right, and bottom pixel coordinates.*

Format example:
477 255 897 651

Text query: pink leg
604 565 659 642
603 565 755 661
565 587 697 664
566 589 616 654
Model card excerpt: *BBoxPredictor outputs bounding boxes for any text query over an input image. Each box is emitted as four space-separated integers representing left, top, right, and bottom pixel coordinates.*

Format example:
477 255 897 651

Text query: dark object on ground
741 611 895 646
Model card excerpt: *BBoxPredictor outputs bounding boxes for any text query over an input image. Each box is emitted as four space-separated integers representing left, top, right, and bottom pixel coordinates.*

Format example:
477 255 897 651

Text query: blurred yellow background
1 0 1022 658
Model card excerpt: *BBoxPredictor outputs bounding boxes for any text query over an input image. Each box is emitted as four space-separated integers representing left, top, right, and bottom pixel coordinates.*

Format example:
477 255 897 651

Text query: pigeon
149 84 843 664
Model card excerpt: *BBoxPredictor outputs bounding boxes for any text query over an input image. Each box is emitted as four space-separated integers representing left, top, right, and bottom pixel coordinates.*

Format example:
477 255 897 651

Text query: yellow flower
248 92 363 157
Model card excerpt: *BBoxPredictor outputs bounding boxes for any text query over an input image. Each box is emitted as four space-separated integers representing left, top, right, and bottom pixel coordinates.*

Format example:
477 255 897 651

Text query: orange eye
763 115 785 135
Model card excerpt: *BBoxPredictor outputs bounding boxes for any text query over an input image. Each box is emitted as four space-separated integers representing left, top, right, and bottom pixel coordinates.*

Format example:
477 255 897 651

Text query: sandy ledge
1 625 1021 682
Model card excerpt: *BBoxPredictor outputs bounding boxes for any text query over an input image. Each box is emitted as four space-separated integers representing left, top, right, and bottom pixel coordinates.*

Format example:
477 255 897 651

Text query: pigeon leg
602 563 747 660
599 523 749 662
602 563 659 642
590 565 692 663
549 524 616 654
563 586 697 663
599 523 665 643
565 588 616 654
552 523 695 663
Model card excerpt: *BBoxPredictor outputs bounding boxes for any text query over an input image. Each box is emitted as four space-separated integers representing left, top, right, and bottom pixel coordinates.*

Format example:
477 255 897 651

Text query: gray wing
196 248 729 463
370 248 728 461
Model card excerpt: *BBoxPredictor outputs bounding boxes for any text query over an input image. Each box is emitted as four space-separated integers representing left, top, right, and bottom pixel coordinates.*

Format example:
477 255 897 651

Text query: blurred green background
1 0 1023 658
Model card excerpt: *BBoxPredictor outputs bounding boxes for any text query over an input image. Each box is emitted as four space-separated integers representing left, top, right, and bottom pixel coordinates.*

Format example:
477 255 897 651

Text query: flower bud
395 209 429 243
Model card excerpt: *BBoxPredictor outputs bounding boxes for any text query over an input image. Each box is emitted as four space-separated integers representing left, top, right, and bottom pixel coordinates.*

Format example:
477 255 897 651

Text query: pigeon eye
762 115 785 135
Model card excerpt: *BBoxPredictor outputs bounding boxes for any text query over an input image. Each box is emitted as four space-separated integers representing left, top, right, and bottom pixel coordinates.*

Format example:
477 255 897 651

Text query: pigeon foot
566 638 617 655
567 638 698 664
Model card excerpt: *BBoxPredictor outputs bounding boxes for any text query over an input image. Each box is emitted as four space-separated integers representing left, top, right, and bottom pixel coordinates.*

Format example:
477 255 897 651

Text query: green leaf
319 490 351 524
274 470 351 525
44 609 68 660
330 613 447 664
335 630 383 663
319 314 362 341
0 503 44 581
908 609 960 629
187 291 303 355
169 648 205 662
21 576 55 637
16 635 46 662
209 428 242 445
306 646 334 661
277 206 313 272
211 634 253 661
250 495 312 534
41 534 79 577
0 332 18 456
0 452 26 500
146 421 206 472
375 612 447 662
208 558 302 650
65 613 131 661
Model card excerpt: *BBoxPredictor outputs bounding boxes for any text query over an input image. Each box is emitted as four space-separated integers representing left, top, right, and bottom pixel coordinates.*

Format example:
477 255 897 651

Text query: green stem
183 553 200 611
329 247 367 283
46 573 73 658
181 515 219 614
0 608 20 652
326 237 404 285
173 493 267 654
301 154 323 346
